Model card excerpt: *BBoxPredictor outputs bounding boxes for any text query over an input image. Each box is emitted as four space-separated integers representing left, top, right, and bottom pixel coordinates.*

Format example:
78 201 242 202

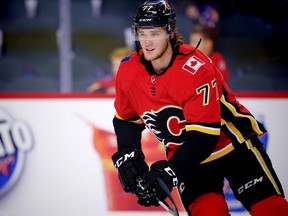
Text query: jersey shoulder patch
182 55 205 75
121 54 132 63
121 51 138 63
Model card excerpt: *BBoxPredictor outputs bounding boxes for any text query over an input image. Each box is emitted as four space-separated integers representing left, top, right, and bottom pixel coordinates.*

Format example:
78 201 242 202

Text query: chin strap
196 38 202 49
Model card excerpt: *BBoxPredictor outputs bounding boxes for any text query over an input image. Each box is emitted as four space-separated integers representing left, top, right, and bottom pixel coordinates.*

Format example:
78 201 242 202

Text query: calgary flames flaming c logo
141 106 186 148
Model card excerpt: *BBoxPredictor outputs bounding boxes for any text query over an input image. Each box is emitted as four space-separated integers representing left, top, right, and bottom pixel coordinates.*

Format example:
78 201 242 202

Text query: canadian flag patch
182 55 205 75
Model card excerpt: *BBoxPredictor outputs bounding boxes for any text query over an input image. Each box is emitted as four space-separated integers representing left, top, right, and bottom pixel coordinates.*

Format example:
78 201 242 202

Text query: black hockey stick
156 177 179 216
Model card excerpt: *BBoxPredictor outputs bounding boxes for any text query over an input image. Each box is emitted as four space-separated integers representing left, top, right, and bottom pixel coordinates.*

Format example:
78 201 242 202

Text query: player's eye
150 32 159 37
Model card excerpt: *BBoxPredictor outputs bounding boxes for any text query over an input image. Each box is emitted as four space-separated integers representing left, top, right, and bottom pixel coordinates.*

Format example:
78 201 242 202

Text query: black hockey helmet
133 0 176 29
133 0 177 54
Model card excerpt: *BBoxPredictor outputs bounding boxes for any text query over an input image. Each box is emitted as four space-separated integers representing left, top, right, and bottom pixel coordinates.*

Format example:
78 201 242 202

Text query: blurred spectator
25 0 38 19
185 2 200 22
189 24 230 82
87 46 134 94
90 0 102 17
185 2 220 27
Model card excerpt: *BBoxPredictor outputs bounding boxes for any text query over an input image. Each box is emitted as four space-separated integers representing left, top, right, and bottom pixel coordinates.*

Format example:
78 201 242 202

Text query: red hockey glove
136 160 179 207
112 148 149 193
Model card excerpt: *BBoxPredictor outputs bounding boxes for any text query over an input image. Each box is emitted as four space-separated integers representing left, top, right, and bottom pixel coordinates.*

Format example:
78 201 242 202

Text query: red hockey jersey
114 44 266 163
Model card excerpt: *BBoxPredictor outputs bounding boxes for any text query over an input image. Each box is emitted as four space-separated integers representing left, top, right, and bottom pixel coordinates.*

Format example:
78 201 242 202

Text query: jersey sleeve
183 63 222 132
114 61 140 122
113 59 145 152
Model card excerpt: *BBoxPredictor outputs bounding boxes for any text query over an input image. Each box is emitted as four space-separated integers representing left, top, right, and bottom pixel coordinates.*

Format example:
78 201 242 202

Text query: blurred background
0 0 287 93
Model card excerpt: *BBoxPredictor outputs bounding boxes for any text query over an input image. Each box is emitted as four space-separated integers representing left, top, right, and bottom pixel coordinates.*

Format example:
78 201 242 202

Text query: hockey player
111 0 288 215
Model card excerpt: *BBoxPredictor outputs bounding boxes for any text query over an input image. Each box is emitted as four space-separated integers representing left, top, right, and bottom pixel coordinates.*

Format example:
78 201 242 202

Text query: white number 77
196 79 218 106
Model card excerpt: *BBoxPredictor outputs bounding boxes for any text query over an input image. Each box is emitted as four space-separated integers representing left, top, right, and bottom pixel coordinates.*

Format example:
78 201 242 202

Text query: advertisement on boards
0 95 287 216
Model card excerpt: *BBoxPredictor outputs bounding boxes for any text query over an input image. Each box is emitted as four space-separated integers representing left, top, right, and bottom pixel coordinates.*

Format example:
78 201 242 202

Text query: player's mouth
145 48 155 54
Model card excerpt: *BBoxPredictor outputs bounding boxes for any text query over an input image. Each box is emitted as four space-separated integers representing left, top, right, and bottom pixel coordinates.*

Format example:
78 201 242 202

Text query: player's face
138 27 170 61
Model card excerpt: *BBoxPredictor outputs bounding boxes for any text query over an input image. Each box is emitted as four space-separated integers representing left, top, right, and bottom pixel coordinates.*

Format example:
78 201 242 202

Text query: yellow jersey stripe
246 140 282 195
225 122 246 143
201 143 235 163
115 113 143 124
220 96 263 134
186 124 220 135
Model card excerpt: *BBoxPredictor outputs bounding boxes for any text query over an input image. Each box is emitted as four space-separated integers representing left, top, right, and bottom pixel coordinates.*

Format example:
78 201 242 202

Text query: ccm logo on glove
114 151 136 168
164 166 178 187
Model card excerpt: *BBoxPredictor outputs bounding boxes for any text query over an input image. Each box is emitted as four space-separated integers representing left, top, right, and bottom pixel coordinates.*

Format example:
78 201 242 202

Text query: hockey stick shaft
156 177 179 216
157 198 179 216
